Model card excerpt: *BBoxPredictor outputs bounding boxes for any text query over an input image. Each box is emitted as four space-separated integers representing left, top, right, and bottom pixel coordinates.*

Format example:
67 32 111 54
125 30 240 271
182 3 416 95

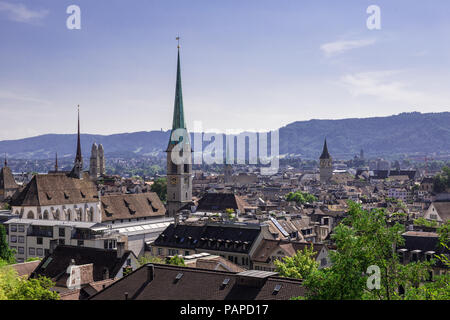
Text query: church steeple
320 138 331 159
69 106 83 179
168 43 189 148
75 105 83 164
166 39 192 217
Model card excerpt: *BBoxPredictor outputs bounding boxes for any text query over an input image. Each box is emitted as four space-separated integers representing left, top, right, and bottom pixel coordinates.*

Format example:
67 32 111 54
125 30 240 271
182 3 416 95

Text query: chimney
174 213 180 227
124 292 129 300
117 241 126 259
147 264 155 282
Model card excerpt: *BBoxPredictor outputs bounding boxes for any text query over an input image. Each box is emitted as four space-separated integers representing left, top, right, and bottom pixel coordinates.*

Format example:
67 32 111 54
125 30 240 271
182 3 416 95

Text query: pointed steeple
168 41 189 148
320 138 331 159
69 106 83 179
55 152 58 172
75 105 83 164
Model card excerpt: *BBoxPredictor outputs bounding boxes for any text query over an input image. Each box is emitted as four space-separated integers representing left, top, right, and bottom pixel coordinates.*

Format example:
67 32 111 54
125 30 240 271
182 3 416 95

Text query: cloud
0 90 51 105
321 39 376 57
339 70 430 104
0 1 48 23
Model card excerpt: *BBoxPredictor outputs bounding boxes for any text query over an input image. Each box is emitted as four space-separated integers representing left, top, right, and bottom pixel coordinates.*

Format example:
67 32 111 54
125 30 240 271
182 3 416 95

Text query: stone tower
166 44 192 217
319 139 333 184
68 106 83 179
98 144 105 176
89 143 99 178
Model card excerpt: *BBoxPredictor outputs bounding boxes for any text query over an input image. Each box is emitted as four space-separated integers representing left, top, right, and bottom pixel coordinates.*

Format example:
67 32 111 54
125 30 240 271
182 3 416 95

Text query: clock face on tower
170 176 177 185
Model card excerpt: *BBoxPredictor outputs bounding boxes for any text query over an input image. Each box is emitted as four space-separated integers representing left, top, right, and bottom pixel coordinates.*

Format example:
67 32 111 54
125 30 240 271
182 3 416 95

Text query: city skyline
1 0 450 140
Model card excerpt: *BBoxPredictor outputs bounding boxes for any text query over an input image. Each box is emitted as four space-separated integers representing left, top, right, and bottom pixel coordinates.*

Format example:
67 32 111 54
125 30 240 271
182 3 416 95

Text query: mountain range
1 112 449 160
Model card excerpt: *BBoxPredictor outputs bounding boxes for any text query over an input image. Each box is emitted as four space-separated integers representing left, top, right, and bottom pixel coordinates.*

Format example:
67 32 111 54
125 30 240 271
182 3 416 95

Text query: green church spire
168 41 190 148
172 47 186 131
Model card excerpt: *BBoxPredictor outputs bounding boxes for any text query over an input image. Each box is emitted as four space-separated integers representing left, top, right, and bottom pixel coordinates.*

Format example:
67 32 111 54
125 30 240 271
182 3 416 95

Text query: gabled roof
431 201 450 222
100 193 166 221
89 264 306 300
10 172 98 207
11 260 41 277
187 192 249 213
31 245 135 282
251 239 325 263
0 166 18 190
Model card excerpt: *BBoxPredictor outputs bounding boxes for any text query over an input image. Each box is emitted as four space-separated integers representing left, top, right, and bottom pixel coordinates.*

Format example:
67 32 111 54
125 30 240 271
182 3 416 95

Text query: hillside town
0 45 448 301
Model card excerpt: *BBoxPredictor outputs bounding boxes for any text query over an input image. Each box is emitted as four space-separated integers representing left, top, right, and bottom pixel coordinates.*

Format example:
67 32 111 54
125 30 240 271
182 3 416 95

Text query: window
18 225 25 232
17 247 24 254
59 239 65 245
36 248 43 256
18 236 24 243
184 164 189 173
29 247 35 256
77 240 84 246
184 251 190 256
10 235 17 243
59 228 65 237
157 248 163 256
10 225 17 232
37 237 43 245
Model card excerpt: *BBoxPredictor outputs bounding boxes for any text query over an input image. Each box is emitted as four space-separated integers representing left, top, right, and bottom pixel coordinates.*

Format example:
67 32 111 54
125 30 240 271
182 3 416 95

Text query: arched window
27 211 34 219
88 207 94 222
43 210 49 220
77 209 82 221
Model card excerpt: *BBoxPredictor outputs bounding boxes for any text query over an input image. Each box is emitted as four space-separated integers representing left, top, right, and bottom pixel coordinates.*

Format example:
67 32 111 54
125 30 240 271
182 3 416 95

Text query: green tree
0 225 15 264
7 276 59 300
0 266 59 300
286 191 317 205
299 202 431 300
138 255 165 266
151 178 167 202
274 245 319 280
166 255 186 266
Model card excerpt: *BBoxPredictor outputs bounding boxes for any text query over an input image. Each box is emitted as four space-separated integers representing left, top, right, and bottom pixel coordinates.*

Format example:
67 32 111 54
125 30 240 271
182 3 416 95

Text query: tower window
184 164 189 173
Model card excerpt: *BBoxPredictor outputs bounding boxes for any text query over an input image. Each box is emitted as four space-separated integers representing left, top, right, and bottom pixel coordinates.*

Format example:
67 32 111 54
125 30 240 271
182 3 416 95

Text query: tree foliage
166 255 186 266
274 245 319 280
433 166 450 193
0 225 15 264
0 266 59 300
151 178 167 202
281 202 436 300
286 191 317 205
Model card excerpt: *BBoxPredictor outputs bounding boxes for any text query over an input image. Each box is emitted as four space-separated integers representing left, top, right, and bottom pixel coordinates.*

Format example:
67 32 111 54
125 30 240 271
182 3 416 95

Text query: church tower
69 106 84 179
98 144 105 176
319 138 333 183
166 42 192 217
89 143 99 178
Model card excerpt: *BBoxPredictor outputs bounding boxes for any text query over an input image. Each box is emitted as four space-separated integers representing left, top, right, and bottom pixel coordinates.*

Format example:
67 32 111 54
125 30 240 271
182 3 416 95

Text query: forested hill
0 112 449 160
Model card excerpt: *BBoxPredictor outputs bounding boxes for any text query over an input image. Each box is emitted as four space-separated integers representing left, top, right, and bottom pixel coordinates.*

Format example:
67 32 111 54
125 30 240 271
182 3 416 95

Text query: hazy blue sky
0 0 449 140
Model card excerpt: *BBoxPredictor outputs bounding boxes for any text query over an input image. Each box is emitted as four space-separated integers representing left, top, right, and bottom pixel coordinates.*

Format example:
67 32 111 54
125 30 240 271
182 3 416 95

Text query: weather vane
176 36 180 49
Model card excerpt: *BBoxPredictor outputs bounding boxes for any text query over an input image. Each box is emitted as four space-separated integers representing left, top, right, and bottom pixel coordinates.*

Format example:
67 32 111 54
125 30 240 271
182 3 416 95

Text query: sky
0 0 449 140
